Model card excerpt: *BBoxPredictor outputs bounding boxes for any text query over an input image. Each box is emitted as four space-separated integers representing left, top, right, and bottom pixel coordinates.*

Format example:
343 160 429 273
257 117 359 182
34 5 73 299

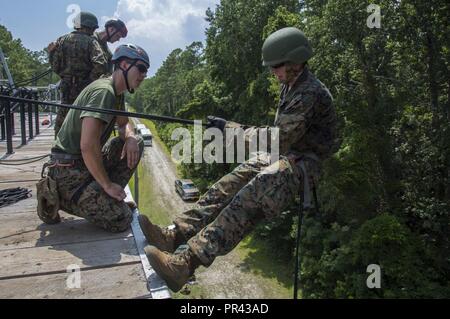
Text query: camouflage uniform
49 31 108 135
173 67 339 266
93 32 114 75
48 137 144 233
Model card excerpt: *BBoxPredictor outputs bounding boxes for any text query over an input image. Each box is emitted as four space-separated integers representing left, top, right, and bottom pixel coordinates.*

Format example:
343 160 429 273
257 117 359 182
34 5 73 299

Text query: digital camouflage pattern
225 67 339 159
94 32 114 75
47 137 144 233
49 31 108 134
170 67 339 266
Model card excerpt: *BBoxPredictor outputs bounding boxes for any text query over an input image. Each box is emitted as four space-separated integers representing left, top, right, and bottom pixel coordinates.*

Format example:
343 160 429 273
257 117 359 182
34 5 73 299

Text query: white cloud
105 0 219 75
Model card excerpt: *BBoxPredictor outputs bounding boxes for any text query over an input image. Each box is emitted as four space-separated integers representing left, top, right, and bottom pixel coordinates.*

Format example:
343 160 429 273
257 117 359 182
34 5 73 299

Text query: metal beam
20 91 27 146
27 94 33 140
0 46 15 88
3 99 14 155
34 93 39 136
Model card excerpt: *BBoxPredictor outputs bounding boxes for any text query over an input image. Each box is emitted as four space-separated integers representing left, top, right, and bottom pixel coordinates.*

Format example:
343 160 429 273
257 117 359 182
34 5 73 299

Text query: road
140 131 195 218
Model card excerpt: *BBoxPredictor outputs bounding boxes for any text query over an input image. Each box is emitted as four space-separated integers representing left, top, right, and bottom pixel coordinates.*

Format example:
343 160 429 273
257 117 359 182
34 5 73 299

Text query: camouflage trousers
174 153 320 267
54 79 91 136
48 137 144 233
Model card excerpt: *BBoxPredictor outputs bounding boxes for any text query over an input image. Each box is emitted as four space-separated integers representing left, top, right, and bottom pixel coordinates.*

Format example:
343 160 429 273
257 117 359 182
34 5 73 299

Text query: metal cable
0 95 207 127
12 69 52 87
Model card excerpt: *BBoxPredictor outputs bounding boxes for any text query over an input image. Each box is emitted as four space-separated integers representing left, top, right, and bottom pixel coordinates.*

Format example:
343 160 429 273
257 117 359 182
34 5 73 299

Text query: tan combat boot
144 245 201 292
138 215 183 253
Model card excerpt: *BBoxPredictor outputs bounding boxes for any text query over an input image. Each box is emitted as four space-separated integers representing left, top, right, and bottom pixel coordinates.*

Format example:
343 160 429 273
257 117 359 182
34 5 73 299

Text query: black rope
0 154 50 162
0 187 32 208
0 154 50 166
0 95 206 127
293 196 304 300
11 69 52 88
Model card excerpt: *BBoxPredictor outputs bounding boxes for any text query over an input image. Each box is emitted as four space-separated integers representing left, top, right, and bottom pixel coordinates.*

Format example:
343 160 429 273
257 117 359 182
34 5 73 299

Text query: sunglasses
270 62 286 69
134 63 148 74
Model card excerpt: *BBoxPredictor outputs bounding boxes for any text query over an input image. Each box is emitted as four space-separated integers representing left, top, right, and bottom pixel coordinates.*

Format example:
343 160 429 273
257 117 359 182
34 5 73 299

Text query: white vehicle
140 128 153 147
135 124 147 135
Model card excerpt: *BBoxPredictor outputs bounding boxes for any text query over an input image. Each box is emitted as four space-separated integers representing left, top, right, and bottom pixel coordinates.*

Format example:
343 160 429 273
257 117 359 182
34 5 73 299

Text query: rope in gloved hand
0 187 32 208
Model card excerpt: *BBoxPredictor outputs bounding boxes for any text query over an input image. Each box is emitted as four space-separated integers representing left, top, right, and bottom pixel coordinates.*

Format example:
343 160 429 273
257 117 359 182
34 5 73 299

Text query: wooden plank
0 180 38 189
0 237 140 278
0 167 44 180
0 125 153 299
0 199 37 214
0 210 133 251
0 262 150 299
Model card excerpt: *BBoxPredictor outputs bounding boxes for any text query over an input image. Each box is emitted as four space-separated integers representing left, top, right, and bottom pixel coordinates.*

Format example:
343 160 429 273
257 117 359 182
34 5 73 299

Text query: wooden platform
0 119 170 299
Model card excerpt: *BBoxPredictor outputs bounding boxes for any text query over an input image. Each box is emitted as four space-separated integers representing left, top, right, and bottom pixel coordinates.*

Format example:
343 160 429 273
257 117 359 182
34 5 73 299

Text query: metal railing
0 84 60 157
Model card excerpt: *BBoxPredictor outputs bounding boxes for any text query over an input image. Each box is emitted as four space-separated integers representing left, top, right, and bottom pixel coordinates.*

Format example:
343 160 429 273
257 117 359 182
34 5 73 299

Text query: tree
0 24 51 87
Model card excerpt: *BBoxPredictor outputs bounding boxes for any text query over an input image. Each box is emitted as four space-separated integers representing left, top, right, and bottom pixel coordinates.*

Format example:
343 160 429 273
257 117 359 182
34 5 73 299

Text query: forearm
81 142 111 189
118 121 136 141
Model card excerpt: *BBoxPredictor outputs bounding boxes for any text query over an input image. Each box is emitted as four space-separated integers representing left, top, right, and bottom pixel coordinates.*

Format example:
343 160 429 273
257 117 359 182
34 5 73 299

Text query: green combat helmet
262 27 313 67
73 11 99 30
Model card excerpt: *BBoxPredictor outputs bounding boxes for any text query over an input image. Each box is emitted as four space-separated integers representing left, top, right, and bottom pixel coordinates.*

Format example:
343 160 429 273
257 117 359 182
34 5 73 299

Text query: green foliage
4 1 447 297
130 41 206 116
0 24 52 87
125 0 450 298
205 0 299 124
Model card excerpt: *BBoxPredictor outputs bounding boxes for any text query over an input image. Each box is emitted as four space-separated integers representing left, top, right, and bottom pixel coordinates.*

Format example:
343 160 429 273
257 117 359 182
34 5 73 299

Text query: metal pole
34 93 39 136
10 111 15 135
4 99 14 155
20 93 27 146
134 165 139 208
0 115 5 140
27 94 33 140
0 47 15 88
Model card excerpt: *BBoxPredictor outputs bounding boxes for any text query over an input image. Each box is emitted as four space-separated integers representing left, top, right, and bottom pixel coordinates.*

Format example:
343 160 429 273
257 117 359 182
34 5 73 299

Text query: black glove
206 116 227 132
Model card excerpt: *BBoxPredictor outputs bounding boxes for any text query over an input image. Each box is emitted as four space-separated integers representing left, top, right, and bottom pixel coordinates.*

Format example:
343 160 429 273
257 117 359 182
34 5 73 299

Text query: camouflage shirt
49 31 108 83
226 67 339 161
93 32 113 75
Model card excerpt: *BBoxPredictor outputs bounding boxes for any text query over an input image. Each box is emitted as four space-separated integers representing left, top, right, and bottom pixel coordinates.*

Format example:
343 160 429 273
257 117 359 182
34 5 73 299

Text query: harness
41 149 82 178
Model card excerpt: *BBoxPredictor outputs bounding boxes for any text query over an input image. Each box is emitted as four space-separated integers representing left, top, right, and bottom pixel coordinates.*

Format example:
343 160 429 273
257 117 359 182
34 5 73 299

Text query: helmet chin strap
119 61 137 94
106 27 121 42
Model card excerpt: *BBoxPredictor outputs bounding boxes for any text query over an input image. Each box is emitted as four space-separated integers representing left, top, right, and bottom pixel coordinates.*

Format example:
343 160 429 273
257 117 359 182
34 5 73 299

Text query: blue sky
0 0 220 75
